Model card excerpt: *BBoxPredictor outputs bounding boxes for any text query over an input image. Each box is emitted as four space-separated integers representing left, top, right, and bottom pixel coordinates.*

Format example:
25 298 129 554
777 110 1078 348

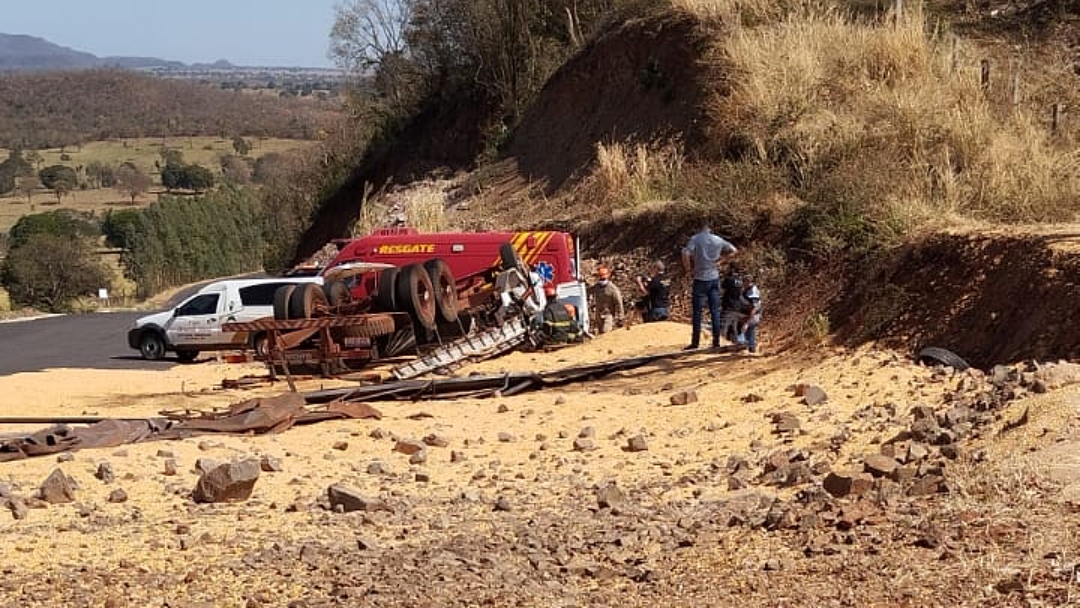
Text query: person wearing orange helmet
588 265 624 334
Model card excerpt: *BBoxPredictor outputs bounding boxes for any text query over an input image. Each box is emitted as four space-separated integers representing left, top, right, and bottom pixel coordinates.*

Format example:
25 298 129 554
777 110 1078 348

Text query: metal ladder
391 316 531 380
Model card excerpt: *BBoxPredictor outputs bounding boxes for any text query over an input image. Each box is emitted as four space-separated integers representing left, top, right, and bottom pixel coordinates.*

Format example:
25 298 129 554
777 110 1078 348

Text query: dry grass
673 1 1080 254
352 180 450 236
0 287 10 313
588 141 685 208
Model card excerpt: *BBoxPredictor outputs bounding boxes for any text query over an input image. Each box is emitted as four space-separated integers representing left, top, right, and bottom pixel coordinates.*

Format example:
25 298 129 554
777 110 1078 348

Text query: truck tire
424 258 459 323
176 350 199 363
273 285 297 321
395 264 437 330
290 283 330 319
917 347 971 371
343 313 396 338
375 267 399 312
499 242 526 272
252 332 270 359
139 332 166 361
323 280 351 308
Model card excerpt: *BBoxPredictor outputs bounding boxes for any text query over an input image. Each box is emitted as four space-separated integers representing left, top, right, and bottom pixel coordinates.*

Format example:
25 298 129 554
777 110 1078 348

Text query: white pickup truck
127 277 322 362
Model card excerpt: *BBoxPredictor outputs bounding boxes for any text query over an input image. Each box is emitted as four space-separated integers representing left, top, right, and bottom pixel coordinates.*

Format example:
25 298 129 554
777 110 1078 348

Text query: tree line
0 69 340 149
0 188 265 310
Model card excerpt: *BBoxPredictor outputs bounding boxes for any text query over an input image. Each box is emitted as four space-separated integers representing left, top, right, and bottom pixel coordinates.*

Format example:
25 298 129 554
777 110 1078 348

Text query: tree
1 233 109 312
114 163 152 204
24 150 43 170
17 175 40 204
0 170 13 196
102 208 143 250
86 161 117 188
8 209 100 247
220 154 252 185
38 164 78 202
330 0 413 74
182 164 215 191
231 136 252 156
159 148 185 169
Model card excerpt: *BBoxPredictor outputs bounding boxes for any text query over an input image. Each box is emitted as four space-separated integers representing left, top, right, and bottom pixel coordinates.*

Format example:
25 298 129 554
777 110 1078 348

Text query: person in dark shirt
719 263 745 344
634 261 671 323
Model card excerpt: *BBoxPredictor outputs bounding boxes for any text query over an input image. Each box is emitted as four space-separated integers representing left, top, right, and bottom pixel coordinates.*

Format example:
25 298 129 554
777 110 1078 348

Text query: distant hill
0 69 340 148
0 32 201 71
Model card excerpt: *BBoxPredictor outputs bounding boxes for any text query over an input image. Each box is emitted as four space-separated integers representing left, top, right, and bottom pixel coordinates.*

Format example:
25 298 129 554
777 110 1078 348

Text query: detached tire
917 347 971 371
375 267 399 312
343 313 397 338
139 332 166 361
323 280 351 308
273 285 297 321
424 258 459 323
289 283 330 320
395 264 437 330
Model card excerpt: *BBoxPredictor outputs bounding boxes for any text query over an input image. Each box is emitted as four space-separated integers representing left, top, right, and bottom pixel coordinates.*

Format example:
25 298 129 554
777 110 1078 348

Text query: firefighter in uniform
589 266 624 334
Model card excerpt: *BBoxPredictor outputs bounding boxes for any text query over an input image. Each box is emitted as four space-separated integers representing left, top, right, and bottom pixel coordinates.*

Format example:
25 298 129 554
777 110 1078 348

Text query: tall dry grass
591 141 685 207
659 0 1080 254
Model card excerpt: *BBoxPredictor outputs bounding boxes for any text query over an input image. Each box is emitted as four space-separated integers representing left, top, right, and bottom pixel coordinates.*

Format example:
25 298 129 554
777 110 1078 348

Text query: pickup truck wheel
424 259 459 323
375 267 399 312
252 332 270 359
289 283 329 319
139 332 166 361
176 350 199 363
396 264 437 330
273 285 296 321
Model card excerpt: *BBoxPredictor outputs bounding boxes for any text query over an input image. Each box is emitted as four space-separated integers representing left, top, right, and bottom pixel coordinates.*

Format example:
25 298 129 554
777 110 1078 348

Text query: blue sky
3 0 339 67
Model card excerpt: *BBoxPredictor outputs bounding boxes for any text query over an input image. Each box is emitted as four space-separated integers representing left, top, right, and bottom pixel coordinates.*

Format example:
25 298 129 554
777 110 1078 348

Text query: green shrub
123 187 265 297
1 234 109 312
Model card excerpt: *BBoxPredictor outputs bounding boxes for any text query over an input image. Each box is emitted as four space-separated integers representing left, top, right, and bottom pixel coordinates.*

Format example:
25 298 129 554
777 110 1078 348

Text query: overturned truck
227 229 591 376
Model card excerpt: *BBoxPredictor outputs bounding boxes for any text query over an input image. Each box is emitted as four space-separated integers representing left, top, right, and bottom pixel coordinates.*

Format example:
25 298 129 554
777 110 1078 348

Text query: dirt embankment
827 229 1080 367
505 12 712 192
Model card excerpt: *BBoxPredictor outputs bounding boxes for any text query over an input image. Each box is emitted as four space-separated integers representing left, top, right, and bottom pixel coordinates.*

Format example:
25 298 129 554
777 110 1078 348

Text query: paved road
0 312 177 375
0 273 275 375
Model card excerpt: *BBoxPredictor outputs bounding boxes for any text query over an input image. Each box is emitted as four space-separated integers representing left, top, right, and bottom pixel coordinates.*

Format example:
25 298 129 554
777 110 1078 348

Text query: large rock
39 469 75 504
863 454 899 478
823 471 874 498
596 482 630 512
394 439 426 456
798 385 829 406
327 485 390 513
626 435 649 452
192 460 260 503
95 462 115 484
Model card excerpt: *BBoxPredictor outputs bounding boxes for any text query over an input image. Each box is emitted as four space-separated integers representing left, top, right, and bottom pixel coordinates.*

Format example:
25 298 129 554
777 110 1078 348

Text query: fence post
1011 67 1021 106
1052 103 1065 134
980 59 990 92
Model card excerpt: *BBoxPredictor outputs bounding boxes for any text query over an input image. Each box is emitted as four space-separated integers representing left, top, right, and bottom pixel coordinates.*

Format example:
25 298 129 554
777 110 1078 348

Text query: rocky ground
1 323 1080 607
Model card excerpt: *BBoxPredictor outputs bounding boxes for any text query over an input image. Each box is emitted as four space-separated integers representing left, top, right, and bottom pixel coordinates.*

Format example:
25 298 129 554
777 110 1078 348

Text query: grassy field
0 136 314 233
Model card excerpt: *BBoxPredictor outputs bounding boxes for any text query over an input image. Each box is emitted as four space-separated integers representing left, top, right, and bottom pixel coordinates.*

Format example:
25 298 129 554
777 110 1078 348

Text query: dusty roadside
1 323 1078 606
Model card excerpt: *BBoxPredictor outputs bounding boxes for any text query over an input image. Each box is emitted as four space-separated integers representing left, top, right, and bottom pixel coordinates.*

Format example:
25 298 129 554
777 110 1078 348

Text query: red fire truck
320 228 590 334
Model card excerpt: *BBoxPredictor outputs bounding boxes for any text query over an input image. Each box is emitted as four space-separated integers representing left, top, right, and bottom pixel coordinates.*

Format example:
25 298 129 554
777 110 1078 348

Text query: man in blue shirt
681 223 737 349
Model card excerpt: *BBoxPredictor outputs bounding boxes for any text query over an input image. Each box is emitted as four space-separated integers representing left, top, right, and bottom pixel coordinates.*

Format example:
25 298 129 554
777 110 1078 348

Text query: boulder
327 485 389 513
394 439 426 456
39 469 75 504
626 435 649 452
822 471 874 498
863 454 899 478
192 460 260 504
